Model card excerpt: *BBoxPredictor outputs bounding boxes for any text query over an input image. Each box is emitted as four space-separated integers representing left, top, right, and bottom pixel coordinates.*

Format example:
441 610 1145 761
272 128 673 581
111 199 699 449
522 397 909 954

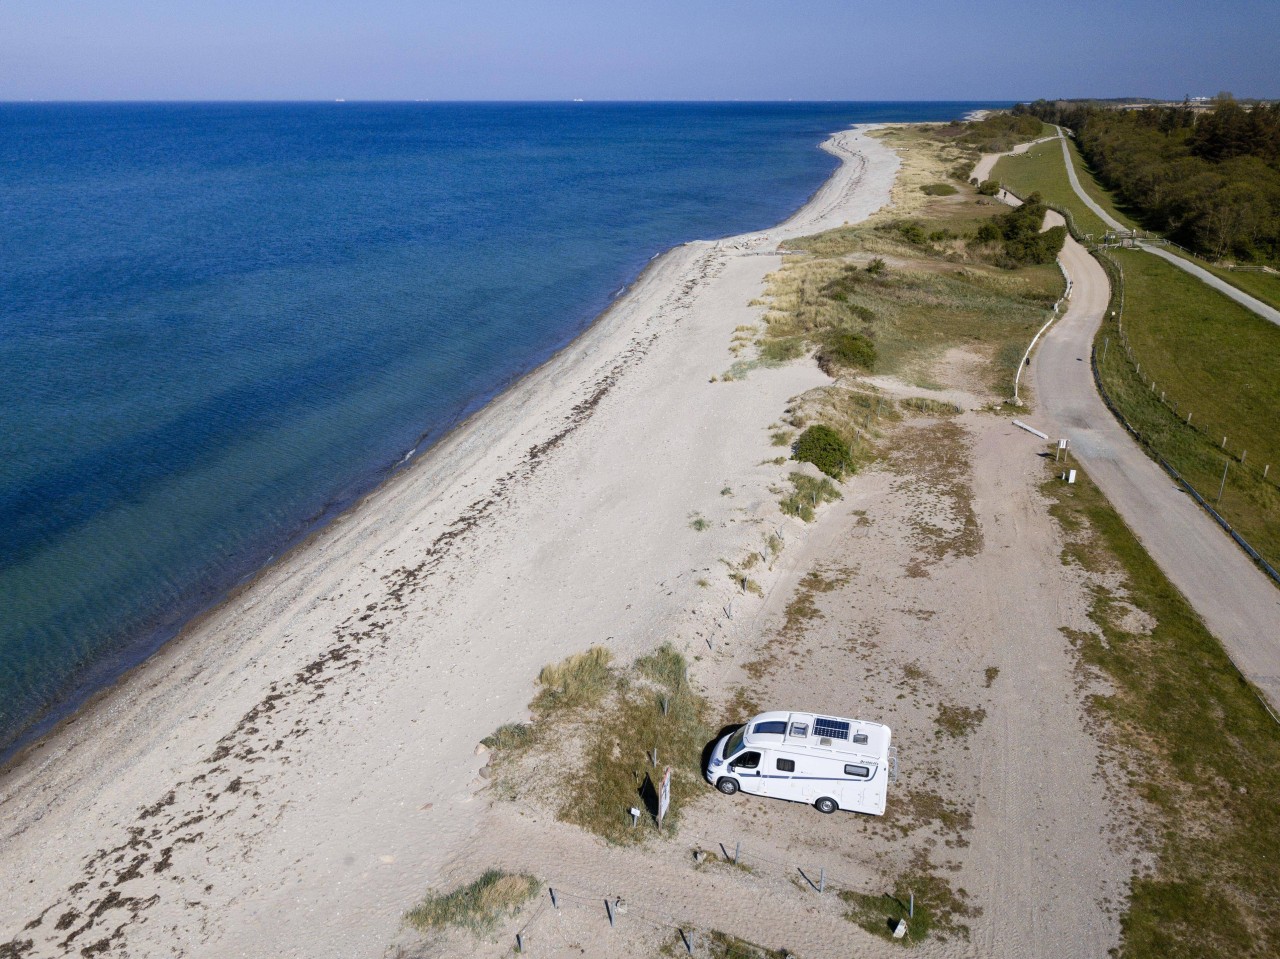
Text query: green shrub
974 221 1001 244
481 723 537 753
977 179 1000 196
921 182 958 196
819 330 877 372
865 257 887 276
792 425 854 478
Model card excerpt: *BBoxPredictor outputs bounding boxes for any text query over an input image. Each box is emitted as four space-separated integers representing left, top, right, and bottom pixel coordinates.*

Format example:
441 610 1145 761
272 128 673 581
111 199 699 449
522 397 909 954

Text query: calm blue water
0 101 1004 756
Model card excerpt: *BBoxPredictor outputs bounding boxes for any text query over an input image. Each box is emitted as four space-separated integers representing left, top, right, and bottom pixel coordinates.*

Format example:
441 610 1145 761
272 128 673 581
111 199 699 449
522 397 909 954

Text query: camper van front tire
715 777 739 795
814 796 838 814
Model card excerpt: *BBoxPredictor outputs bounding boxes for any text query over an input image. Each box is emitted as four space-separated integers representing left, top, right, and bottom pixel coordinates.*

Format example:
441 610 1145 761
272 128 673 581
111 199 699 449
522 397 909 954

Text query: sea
0 101 1007 759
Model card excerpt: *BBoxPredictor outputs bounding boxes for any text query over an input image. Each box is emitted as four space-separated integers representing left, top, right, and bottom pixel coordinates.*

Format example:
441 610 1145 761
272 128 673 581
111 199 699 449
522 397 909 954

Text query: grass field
1159 246 1280 312
1096 248 1280 569
1044 462 1280 959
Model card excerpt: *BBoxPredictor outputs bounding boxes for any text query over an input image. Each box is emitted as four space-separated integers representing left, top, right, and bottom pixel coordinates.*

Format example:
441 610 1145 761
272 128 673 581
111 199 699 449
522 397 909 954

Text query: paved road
1053 129 1280 327
1030 230 1280 712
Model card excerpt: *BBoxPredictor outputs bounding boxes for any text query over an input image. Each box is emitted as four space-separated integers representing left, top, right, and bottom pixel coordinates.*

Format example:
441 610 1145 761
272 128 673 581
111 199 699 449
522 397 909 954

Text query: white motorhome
704 710 895 815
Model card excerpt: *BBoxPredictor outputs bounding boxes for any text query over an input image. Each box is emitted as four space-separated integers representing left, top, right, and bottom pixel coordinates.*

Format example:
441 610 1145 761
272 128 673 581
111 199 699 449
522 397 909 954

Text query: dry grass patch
404 870 539 936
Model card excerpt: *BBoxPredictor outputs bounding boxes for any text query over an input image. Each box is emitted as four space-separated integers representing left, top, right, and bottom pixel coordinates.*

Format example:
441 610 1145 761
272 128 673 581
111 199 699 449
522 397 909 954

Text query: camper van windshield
725 727 746 758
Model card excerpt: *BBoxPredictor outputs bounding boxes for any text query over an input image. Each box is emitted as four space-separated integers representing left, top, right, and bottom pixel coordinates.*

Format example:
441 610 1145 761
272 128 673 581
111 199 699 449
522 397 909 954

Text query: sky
2 0 1278 102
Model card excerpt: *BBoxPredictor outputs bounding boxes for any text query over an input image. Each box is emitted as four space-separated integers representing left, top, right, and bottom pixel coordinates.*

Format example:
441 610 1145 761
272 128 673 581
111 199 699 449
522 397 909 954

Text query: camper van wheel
716 777 739 795
814 796 838 814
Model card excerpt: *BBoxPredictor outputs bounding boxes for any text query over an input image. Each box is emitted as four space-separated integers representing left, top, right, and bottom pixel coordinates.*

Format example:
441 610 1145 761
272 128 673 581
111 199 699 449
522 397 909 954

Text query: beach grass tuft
404 869 539 935
531 647 613 715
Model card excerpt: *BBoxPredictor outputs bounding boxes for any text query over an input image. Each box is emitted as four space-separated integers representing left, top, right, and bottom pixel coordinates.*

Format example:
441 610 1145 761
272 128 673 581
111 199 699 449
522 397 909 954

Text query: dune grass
405 870 539 936
1042 461 1280 958
561 643 711 844
530 646 613 714
485 643 711 846
1096 248 1280 569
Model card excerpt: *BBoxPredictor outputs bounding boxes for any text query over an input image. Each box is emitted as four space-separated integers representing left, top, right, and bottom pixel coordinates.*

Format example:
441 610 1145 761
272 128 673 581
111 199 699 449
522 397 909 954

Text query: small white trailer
704 710 895 815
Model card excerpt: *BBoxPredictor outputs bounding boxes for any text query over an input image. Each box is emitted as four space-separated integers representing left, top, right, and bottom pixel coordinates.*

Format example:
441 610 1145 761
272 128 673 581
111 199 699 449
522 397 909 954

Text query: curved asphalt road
1030 230 1280 712
1053 129 1280 327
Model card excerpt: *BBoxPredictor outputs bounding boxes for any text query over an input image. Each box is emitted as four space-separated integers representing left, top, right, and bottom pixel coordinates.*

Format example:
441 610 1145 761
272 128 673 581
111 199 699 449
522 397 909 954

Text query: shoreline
0 144 850 770
0 124 900 957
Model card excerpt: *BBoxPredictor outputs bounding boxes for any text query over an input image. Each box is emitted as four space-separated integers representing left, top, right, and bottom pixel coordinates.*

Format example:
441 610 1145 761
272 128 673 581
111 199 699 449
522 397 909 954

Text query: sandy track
0 130 898 958
429 385 1140 959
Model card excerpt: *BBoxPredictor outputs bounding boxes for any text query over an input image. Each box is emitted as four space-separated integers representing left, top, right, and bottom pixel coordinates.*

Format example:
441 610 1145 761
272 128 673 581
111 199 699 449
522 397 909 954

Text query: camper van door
728 750 765 794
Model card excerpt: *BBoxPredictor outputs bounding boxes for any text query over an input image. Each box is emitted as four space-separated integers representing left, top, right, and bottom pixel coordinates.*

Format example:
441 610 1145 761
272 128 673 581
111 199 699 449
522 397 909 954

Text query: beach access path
1018 193 1280 713
0 130 899 959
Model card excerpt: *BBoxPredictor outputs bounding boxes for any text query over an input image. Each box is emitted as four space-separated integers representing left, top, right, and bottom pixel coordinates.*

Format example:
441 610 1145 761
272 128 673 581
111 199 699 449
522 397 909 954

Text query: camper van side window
776 758 795 772
844 764 871 779
789 723 808 738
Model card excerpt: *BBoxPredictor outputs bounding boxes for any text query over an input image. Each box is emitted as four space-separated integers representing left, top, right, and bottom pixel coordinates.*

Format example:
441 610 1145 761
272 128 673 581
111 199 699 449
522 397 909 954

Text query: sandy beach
1 128 904 957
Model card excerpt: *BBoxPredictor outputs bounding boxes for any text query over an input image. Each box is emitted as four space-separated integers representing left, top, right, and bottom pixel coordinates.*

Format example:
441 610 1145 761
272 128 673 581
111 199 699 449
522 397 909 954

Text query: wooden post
1217 461 1229 505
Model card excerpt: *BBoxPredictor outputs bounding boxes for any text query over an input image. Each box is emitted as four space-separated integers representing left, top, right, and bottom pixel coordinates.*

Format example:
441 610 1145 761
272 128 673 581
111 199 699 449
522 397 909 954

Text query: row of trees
1015 98 1280 263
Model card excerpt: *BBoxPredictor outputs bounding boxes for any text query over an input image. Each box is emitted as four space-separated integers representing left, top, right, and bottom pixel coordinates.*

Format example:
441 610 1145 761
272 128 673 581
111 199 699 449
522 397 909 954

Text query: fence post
734 841 741 866
1217 461 1229 504
516 932 524 953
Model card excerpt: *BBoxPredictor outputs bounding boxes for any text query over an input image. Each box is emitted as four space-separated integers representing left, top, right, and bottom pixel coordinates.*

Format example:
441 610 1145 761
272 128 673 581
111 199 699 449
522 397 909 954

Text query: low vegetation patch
920 182 957 196
530 646 613 715
840 864 976 944
934 703 986 738
900 396 962 416
1043 462 1280 958
779 471 842 522
404 870 539 936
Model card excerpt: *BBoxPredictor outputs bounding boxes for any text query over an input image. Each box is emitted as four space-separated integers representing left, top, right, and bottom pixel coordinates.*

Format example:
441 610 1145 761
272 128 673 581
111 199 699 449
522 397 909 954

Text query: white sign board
657 766 673 829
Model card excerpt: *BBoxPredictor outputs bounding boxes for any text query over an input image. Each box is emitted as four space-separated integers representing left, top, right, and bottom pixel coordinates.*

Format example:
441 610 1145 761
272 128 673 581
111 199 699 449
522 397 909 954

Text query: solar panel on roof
814 717 850 740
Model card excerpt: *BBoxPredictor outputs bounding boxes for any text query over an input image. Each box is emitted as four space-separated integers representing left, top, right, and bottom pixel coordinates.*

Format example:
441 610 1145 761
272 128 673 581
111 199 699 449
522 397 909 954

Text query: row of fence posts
513 842 915 953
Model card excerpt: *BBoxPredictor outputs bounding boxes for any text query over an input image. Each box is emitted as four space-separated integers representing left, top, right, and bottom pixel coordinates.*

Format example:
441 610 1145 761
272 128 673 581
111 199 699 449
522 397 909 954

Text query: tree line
1015 98 1280 263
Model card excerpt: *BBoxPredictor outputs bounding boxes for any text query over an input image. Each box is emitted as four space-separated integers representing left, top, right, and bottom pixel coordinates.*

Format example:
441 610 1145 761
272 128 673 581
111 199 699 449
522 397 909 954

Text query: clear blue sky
3 0 1277 101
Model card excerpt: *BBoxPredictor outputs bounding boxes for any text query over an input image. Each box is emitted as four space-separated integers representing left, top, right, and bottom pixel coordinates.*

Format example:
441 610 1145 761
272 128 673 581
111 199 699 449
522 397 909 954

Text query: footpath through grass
1044 462 1280 959
1096 247 1280 570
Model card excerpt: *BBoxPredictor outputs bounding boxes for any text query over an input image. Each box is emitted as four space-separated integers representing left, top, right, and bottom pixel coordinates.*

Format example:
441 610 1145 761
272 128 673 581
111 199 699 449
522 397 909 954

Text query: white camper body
704 710 894 815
